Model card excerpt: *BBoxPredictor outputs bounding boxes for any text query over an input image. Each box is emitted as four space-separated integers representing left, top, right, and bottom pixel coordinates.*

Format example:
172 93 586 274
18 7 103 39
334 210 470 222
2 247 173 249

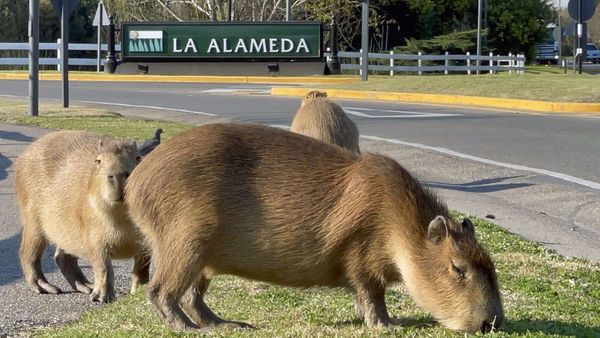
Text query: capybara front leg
19 225 60 294
355 285 393 327
54 248 92 294
130 253 150 294
89 250 115 303
181 276 253 330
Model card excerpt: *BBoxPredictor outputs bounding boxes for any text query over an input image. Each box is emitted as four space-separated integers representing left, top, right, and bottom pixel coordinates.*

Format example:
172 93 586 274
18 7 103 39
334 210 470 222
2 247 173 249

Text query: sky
551 0 568 8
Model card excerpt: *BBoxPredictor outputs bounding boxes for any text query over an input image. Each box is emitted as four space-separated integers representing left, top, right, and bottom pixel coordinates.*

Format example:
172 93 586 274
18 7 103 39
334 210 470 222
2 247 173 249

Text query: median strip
271 87 600 114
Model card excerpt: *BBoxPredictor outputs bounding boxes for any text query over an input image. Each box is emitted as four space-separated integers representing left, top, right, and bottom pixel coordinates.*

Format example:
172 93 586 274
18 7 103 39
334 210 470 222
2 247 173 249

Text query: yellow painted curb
271 87 600 114
0 72 356 85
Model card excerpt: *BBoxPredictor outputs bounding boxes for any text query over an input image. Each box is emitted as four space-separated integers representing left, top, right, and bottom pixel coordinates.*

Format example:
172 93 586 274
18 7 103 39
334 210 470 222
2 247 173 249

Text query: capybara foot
89 286 115 303
74 281 93 294
27 279 61 294
197 321 254 333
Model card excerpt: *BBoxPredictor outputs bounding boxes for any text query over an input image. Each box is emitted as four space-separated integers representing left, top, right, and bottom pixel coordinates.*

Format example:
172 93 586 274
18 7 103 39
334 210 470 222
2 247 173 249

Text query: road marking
201 88 271 95
269 124 600 191
343 107 461 118
361 135 600 191
0 94 218 117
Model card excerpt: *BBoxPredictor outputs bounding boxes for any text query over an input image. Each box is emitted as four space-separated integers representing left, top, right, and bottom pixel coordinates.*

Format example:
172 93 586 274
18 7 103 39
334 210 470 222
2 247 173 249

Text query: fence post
466 52 471 75
389 50 394 76
359 48 362 77
489 52 493 74
418 51 423 76
56 39 61 71
444 51 449 75
508 52 513 75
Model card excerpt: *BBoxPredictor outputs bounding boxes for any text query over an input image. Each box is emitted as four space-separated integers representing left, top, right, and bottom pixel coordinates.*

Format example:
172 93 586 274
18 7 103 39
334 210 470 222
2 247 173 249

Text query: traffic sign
93 1 109 27
568 0 596 22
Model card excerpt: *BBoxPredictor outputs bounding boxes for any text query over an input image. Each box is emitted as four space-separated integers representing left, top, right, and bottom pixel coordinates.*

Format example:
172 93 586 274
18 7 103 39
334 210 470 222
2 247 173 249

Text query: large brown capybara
290 90 360 153
125 123 503 333
15 131 150 303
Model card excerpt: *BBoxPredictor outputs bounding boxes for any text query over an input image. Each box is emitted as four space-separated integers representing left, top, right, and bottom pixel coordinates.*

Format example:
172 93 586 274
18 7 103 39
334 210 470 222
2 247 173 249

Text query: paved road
0 80 599 336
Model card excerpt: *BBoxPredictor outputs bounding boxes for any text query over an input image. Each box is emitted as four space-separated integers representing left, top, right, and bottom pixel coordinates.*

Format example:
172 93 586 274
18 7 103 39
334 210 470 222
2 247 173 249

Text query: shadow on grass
503 318 600 336
333 316 436 330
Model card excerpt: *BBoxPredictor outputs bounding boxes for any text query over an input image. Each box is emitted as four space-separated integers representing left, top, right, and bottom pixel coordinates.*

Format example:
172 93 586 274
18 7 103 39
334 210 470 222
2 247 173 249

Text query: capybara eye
452 263 466 278
107 175 114 182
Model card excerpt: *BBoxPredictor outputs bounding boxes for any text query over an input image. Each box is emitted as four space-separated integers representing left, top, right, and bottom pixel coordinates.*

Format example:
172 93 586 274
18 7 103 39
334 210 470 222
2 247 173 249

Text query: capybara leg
181 276 253 330
147 249 203 331
54 248 92 294
89 250 115 303
355 285 392 327
130 253 151 294
19 225 61 294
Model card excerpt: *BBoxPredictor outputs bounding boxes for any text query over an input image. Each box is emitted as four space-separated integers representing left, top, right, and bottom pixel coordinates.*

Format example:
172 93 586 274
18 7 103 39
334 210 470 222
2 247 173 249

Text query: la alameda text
172 38 310 54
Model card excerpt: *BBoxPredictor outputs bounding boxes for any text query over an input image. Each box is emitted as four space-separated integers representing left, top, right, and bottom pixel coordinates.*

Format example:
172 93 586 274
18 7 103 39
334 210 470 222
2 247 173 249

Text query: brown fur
15 131 149 302
291 91 360 153
125 123 503 332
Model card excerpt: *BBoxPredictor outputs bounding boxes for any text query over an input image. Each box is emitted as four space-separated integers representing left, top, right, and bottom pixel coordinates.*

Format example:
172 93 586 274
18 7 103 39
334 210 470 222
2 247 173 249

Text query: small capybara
15 131 149 302
125 123 503 332
290 90 360 153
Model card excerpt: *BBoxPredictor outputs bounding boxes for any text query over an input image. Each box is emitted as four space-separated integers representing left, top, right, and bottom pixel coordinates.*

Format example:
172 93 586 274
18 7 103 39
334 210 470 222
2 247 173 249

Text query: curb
271 87 600 114
0 72 356 85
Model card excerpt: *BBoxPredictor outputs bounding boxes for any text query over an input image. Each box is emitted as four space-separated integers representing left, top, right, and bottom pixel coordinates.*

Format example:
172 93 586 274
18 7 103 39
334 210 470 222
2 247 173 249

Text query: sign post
93 0 109 72
29 0 39 117
50 0 78 107
360 0 369 81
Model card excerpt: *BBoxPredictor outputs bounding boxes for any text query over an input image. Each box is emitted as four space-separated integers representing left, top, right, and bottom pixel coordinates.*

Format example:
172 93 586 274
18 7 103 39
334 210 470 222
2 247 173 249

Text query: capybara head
93 141 140 204
301 90 328 107
400 216 503 333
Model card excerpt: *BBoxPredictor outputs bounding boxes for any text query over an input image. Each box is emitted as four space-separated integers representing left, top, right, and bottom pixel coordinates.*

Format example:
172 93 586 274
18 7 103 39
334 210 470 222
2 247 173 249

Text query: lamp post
476 0 482 74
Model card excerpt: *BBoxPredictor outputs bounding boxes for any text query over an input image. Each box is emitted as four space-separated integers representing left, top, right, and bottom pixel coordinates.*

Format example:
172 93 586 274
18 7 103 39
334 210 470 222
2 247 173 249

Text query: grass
1 100 598 337
322 66 600 103
32 214 600 338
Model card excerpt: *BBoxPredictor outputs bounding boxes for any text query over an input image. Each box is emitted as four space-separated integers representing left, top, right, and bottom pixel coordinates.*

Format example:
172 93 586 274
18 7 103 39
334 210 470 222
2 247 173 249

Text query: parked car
587 43 600 63
536 43 559 64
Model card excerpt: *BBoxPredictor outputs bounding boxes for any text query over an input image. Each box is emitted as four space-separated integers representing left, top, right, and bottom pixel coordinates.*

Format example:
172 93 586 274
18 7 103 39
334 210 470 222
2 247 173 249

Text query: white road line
0 94 218 117
269 124 600 191
361 135 600 191
343 106 460 118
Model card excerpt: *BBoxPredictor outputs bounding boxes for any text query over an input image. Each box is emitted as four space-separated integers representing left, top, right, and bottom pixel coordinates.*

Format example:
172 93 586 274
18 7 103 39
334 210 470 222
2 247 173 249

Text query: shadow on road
0 232 57 286
0 130 34 143
0 153 10 181
423 176 533 193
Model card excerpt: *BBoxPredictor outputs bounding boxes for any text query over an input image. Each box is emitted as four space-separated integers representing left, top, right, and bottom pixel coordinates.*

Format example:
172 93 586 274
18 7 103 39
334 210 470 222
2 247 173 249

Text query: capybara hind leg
54 248 92 294
181 276 253 330
354 284 392 327
147 249 204 331
89 250 115 303
19 225 60 294
130 254 150 294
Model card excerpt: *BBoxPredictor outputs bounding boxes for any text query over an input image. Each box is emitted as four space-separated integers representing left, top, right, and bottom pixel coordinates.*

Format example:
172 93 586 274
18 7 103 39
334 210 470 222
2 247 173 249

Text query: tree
487 0 553 61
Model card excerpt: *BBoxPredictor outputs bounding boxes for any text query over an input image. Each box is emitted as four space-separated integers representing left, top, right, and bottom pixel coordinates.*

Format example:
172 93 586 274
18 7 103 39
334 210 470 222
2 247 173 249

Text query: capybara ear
97 140 104 150
427 215 448 244
461 218 475 235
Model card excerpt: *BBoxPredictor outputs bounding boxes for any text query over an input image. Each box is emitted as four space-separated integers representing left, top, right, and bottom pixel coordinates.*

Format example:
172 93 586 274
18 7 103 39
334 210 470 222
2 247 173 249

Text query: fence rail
335 51 526 75
0 41 122 67
1 42 524 75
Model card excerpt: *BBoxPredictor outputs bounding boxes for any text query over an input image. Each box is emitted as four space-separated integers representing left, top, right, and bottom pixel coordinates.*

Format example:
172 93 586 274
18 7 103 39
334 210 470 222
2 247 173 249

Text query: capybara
15 131 149 303
290 90 360 153
125 123 503 332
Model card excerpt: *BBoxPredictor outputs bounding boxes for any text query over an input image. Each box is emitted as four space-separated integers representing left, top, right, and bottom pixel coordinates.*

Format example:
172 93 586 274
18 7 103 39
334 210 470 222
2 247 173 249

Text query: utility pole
286 0 291 21
476 0 482 75
29 0 39 116
61 1 69 107
361 0 369 81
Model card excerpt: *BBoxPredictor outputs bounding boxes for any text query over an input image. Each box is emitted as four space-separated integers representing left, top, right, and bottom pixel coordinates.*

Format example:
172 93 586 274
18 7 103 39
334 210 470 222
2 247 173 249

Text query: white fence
1 41 524 75
0 41 121 67
336 51 526 75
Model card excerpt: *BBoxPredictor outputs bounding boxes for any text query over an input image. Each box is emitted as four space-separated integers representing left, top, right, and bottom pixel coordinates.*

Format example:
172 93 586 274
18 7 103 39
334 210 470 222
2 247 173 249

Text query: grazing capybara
15 131 149 302
125 123 503 332
290 90 360 153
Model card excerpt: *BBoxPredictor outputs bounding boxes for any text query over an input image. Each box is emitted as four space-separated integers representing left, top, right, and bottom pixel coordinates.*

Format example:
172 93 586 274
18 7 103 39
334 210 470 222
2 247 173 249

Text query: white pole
445 51 449 75
489 52 493 74
57 38 61 71
467 51 471 75
29 0 39 116
389 50 394 76
418 51 422 75
97 1 103 72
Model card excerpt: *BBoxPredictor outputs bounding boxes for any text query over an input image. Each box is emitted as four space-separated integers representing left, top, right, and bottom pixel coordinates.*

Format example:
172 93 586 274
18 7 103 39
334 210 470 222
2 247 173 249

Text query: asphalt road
0 80 599 336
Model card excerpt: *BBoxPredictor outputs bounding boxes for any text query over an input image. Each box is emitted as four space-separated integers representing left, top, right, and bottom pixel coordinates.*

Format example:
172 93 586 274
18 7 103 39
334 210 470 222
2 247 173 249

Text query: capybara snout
94 145 139 203
125 123 502 332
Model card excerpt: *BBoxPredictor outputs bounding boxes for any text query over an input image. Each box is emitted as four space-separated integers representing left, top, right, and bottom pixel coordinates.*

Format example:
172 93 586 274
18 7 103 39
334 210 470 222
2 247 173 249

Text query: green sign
122 22 322 61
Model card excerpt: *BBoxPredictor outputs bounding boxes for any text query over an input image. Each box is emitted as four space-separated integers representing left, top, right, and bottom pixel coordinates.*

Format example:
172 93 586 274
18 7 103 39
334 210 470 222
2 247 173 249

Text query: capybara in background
290 90 360 153
125 123 503 332
15 131 149 303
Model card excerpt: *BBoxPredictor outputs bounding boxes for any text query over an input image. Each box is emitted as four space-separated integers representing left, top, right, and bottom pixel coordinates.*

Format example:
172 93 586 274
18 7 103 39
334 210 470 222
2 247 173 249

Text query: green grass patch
325 66 600 103
0 99 192 142
2 100 598 337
